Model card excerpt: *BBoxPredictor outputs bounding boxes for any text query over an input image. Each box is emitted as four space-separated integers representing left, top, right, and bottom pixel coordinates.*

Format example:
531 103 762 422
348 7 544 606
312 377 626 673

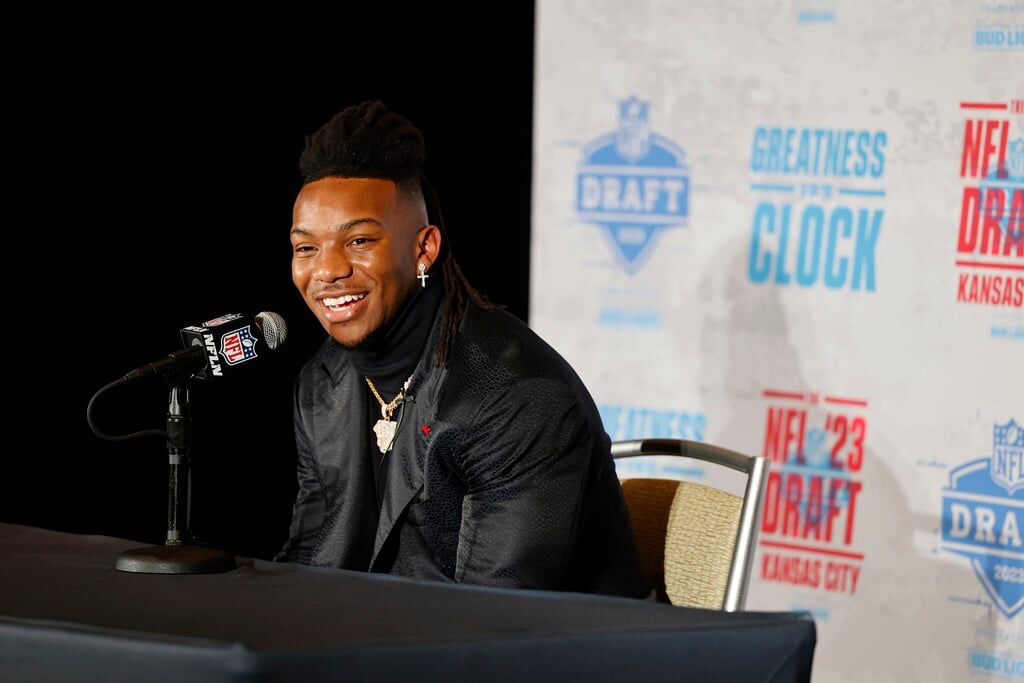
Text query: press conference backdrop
530 2 1023 682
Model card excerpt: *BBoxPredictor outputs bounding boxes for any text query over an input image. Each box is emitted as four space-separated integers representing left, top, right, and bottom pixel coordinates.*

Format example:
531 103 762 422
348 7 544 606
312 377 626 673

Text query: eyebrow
290 217 383 237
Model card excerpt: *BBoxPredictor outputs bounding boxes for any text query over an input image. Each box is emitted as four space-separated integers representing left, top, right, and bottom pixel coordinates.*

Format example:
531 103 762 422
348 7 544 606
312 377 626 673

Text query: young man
278 100 650 599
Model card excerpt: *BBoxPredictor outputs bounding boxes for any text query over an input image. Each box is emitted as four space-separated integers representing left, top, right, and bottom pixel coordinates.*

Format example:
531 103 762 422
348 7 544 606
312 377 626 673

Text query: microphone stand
115 372 236 574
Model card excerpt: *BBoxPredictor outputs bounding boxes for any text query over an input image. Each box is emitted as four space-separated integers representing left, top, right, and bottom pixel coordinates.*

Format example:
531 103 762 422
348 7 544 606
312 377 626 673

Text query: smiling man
276 101 651 598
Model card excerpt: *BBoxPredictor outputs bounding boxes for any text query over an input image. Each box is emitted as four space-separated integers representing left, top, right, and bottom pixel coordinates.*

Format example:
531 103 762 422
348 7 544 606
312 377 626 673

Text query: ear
414 224 442 269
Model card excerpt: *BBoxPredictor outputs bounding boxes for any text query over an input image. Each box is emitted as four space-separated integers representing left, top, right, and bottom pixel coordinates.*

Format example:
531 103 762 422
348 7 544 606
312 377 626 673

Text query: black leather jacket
277 299 651 599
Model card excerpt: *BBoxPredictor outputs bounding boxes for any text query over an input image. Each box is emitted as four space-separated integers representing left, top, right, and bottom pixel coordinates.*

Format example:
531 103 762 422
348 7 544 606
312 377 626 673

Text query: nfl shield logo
992 419 1024 495
219 326 259 366
978 138 1024 243
1006 138 1024 180
616 97 651 163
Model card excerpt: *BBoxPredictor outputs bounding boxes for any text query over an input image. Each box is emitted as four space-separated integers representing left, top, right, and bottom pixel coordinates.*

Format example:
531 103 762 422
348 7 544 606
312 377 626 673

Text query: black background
7 4 535 560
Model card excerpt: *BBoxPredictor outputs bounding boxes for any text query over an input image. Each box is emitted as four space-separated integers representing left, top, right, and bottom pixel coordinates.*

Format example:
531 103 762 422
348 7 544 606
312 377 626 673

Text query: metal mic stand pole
115 375 236 573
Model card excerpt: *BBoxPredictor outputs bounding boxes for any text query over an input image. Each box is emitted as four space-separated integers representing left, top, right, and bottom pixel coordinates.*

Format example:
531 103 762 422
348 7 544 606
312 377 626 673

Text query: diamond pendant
373 418 398 453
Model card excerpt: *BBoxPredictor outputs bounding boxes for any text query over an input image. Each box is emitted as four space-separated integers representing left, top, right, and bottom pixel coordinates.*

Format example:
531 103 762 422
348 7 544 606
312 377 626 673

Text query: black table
0 524 815 682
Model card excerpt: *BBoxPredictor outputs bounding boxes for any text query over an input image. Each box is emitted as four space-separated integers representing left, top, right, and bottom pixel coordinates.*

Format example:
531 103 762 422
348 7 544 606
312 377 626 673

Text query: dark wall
7 5 534 560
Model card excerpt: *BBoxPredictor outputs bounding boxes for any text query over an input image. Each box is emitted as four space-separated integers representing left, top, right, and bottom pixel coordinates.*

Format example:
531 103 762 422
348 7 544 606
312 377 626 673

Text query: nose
313 244 353 282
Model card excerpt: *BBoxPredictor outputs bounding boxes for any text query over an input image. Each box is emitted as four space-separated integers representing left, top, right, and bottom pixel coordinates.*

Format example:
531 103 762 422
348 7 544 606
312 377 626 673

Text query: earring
417 263 430 288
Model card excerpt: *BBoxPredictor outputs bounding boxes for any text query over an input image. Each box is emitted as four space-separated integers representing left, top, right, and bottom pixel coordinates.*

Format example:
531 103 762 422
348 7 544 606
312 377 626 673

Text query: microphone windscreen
255 311 288 350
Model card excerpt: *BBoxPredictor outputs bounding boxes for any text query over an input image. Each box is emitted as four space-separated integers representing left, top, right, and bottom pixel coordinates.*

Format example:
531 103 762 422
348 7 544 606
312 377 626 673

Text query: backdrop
530 2 1022 681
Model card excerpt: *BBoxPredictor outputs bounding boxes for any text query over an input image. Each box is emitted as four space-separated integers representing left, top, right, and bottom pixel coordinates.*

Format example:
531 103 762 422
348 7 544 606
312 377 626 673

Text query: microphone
120 311 288 384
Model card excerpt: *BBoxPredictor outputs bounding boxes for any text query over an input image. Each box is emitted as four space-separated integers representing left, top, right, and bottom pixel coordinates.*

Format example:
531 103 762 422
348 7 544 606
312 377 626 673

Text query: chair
612 439 769 612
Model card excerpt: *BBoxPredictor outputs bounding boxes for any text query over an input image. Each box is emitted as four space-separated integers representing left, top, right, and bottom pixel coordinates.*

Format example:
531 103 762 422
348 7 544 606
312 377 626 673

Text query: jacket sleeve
453 378 597 589
274 378 326 564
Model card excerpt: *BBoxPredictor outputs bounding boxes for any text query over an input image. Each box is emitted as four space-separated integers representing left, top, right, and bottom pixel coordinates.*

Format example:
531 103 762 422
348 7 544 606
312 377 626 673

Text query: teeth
324 293 366 307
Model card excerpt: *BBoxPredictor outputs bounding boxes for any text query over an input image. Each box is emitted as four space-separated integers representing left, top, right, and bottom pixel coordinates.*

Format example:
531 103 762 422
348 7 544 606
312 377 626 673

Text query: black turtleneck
350 276 443 512
351 276 443 400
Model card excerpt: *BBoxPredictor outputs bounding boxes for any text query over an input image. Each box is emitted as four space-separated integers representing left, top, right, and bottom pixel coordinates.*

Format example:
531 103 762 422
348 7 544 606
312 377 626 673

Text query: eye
348 237 373 247
293 244 316 255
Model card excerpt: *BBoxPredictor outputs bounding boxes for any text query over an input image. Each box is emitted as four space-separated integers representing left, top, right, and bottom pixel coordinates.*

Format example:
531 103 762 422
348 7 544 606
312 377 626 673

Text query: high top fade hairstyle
298 100 488 367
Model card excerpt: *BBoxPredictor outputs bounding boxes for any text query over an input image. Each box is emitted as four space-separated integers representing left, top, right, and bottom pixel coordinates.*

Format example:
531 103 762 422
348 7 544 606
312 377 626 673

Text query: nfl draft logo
219 326 259 366
575 97 690 274
941 419 1024 618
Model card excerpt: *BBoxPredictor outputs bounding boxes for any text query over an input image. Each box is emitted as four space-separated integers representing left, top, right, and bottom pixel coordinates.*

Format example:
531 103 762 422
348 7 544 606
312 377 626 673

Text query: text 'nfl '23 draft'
956 98 1024 308
757 389 867 597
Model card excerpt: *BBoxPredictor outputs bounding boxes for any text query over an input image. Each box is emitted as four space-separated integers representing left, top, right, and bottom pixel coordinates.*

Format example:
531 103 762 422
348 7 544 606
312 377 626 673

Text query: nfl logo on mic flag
180 313 263 379
219 326 259 366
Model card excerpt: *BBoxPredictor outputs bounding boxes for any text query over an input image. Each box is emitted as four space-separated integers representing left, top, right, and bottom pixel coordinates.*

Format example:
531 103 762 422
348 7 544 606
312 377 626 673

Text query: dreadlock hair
298 100 488 367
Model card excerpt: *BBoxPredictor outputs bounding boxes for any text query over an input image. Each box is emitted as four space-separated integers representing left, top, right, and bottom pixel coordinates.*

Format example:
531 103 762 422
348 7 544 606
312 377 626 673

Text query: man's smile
322 292 367 308
316 291 369 322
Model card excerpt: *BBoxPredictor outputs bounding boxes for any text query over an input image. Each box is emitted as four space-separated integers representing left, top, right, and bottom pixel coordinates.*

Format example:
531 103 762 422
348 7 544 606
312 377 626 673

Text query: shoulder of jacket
457 303 580 387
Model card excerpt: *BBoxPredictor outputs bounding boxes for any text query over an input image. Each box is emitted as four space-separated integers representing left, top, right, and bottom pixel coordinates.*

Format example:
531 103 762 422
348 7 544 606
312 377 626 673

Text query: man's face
290 177 436 348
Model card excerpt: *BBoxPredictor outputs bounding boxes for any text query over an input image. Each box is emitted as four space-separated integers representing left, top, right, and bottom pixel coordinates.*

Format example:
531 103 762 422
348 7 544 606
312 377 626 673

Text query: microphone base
115 544 236 574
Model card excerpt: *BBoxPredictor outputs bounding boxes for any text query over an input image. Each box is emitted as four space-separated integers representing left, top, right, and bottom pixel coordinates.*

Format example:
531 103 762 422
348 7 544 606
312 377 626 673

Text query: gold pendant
373 418 398 453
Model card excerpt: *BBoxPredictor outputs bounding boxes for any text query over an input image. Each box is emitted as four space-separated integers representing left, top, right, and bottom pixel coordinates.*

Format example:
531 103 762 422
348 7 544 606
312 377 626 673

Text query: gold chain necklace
365 375 412 453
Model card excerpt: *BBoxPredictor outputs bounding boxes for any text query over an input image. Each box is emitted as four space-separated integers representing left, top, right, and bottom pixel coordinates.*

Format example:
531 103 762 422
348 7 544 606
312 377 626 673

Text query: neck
350 279 443 401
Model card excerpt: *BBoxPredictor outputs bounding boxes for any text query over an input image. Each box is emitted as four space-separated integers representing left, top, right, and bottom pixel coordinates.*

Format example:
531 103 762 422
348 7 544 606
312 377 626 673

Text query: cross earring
417 263 430 287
